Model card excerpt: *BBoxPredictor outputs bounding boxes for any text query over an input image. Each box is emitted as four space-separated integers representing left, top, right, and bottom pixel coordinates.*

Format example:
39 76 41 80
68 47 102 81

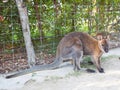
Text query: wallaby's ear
106 35 110 40
96 35 103 40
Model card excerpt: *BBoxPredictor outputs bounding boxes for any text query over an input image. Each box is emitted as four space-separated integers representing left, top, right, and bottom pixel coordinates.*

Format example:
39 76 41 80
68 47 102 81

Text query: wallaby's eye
102 44 104 46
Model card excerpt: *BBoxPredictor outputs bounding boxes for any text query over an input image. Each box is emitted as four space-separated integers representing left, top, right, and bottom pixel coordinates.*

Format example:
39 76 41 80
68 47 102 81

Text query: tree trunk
15 0 36 67
88 5 92 34
71 3 77 32
33 0 44 44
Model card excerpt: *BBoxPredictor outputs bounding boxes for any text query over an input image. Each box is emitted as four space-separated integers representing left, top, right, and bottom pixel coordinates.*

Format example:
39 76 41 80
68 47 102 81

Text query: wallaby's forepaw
86 69 96 73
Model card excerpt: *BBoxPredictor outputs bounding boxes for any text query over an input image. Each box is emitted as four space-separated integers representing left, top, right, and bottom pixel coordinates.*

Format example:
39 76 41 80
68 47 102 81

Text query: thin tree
15 0 36 67
71 3 77 31
33 0 44 44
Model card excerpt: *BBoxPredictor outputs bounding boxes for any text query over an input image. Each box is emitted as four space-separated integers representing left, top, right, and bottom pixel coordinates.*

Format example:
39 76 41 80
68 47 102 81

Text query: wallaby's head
97 35 110 53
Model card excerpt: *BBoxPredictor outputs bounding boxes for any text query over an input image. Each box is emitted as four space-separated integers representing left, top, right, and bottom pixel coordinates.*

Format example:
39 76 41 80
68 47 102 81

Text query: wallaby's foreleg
92 55 104 73
98 56 104 72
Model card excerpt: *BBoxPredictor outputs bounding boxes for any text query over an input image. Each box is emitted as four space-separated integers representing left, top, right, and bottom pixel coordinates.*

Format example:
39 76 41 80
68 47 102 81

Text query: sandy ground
0 48 120 90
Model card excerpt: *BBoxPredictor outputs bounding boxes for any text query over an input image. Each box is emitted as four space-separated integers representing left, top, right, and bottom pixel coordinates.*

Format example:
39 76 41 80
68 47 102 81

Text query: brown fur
6 32 109 78
55 32 109 72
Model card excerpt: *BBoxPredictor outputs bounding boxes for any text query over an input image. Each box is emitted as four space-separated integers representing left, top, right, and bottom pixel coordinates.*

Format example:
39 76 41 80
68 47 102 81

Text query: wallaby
5 32 109 78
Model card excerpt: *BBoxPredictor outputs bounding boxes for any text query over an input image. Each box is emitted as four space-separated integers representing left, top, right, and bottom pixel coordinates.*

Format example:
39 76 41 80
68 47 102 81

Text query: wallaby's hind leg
73 58 80 71
73 58 81 71
62 50 83 71
73 51 96 73
73 51 83 71
73 59 77 71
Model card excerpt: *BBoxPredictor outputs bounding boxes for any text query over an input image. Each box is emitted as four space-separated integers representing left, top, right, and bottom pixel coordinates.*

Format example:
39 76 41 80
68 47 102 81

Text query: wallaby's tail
6 58 62 79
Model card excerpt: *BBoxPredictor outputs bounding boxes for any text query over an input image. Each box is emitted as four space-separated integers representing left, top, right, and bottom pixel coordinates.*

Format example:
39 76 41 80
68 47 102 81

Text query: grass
66 71 82 78
44 71 82 82
81 55 119 69
44 76 63 81
101 55 119 61
81 56 96 69
31 72 37 77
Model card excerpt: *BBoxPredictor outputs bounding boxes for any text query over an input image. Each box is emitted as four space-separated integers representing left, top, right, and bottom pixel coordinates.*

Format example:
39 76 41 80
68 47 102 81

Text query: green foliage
0 0 119 54
66 71 82 78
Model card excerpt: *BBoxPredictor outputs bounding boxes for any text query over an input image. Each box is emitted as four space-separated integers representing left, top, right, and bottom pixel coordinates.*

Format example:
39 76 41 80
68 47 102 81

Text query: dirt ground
0 48 120 90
